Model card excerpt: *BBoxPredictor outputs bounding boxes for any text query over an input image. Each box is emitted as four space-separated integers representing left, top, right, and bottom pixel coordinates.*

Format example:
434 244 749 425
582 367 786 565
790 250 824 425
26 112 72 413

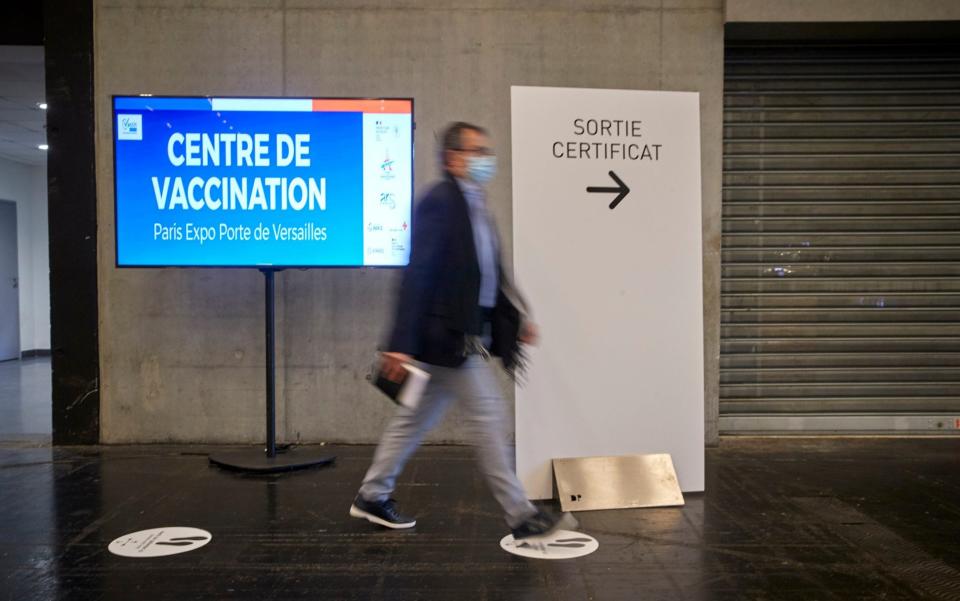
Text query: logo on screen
374 120 391 142
117 114 142 140
380 152 396 180
379 192 396 209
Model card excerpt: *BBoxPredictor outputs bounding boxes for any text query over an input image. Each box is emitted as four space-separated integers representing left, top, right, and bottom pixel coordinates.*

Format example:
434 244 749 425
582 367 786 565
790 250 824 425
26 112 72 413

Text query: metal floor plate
553 453 685 512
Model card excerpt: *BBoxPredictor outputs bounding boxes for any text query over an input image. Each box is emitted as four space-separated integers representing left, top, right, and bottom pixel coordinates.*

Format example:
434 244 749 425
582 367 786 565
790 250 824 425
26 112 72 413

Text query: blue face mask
467 155 497 185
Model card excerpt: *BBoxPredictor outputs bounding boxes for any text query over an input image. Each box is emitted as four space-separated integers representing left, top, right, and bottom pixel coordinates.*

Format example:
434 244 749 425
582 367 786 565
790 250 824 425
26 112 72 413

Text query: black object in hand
373 367 408 405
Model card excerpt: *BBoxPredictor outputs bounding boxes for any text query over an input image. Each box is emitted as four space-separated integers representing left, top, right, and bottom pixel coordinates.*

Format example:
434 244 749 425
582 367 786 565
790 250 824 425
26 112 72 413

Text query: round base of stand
209 448 336 474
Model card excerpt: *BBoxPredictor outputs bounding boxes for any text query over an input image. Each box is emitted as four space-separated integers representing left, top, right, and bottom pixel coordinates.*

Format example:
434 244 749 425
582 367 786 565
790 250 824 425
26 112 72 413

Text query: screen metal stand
209 268 336 474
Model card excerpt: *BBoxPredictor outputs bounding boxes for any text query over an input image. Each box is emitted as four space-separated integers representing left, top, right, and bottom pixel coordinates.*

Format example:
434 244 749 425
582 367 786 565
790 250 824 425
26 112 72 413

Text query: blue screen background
114 106 367 266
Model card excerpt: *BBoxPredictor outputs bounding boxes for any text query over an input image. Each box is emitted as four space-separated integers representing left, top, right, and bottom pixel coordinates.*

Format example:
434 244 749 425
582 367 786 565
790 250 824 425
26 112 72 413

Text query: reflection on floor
0 356 51 440
0 438 958 600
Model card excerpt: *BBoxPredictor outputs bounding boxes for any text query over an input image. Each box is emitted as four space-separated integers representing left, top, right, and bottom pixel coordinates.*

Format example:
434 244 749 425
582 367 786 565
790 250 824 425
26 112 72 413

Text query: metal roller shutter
721 41 960 433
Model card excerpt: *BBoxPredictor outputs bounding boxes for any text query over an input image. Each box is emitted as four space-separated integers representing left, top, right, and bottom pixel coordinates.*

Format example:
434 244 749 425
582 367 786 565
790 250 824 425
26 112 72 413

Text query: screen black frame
111 94 415 269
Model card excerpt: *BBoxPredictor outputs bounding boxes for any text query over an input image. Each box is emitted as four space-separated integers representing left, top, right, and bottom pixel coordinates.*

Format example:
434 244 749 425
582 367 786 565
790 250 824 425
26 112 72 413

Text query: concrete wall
726 0 960 23
0 156 50 354
95 0 724 444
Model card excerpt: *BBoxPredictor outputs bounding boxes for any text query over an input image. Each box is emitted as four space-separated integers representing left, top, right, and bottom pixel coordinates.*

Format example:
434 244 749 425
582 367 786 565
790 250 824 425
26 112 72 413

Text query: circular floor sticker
500 529 599 560
108 527 212 558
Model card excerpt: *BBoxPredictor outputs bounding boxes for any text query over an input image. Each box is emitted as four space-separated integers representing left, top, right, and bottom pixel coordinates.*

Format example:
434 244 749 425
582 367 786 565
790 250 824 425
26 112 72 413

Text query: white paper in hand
398 363 430 410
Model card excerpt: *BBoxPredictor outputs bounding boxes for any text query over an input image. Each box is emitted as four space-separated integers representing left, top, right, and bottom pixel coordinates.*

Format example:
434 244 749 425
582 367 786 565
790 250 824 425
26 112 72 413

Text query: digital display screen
112 96 413 267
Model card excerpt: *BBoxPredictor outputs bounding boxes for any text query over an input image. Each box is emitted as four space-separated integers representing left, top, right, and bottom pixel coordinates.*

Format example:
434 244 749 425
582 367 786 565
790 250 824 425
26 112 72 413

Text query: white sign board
511 86 705 498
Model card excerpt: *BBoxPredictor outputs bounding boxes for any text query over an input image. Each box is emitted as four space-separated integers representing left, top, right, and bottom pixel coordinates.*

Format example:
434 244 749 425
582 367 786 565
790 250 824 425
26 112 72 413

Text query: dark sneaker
349 495 416 529
511 510 578 541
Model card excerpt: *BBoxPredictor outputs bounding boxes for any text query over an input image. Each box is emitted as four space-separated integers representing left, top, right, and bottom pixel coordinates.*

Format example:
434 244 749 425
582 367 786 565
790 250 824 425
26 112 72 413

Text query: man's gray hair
439 121 488 167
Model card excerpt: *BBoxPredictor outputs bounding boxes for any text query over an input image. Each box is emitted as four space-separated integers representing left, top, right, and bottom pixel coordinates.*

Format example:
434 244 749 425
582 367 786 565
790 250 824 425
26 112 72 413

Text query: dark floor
1 438 958 601
0 356 51 441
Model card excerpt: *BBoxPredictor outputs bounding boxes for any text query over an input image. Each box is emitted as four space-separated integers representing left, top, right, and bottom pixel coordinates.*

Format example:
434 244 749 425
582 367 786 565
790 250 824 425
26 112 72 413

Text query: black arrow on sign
586 171 630 210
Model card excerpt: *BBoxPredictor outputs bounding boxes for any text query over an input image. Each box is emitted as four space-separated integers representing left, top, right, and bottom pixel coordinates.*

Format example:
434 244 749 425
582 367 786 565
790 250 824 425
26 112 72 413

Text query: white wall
0 156 50 353
28 164 49 351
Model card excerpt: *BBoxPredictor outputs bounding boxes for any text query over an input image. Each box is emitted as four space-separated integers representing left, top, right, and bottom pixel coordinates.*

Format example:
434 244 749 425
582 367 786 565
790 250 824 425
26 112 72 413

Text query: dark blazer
387 173 525 369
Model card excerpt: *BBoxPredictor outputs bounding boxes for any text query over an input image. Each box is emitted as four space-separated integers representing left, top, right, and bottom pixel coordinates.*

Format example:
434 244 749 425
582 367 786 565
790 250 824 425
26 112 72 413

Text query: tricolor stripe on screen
113 97 412 113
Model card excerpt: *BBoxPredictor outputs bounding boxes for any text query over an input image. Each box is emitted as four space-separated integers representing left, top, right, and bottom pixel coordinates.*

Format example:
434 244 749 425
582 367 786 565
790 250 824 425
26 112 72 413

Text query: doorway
0 44 52 441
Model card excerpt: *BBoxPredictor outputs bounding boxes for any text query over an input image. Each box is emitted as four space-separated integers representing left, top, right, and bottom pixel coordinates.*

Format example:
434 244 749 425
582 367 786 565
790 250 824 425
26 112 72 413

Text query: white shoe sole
349 504 417 529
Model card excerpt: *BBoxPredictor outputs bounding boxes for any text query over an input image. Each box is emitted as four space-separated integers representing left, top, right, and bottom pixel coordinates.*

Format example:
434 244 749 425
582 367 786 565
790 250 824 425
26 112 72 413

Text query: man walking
350 122 573 540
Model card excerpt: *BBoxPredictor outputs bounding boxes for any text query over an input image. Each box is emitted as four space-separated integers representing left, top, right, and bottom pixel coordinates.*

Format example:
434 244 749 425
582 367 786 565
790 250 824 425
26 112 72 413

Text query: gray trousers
359 355 538 528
